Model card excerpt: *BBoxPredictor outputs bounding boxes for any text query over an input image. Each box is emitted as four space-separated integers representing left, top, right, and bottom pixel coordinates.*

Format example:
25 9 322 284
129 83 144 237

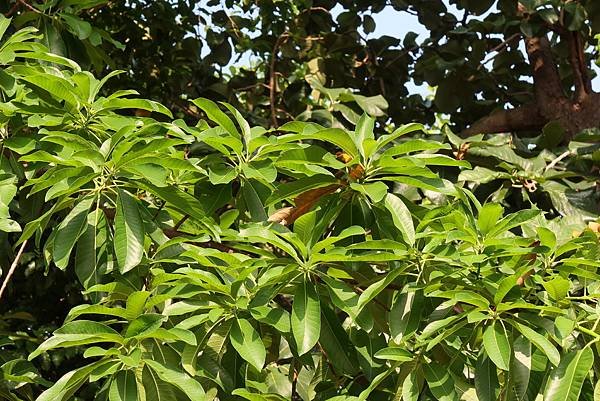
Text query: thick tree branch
463 2 599 140
566 31 592 103
525 36 567 110
462 103 546 137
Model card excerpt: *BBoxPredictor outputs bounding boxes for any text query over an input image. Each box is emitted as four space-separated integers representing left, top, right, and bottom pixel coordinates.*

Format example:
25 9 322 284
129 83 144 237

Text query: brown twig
17 0 41 14
4 1 20 16
478 33 522 70
0 240 28 301
352 285 390 312
544 149 572 172
234 83 271 92
173 214 190 230
269 32 290 128
173 101 203 120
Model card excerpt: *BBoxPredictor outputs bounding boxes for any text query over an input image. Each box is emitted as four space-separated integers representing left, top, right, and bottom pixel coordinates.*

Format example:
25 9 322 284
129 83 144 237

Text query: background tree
4 0 599 140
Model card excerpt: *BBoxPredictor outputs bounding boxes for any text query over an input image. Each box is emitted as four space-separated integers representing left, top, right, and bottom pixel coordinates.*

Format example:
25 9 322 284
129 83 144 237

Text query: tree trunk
462 14 599 141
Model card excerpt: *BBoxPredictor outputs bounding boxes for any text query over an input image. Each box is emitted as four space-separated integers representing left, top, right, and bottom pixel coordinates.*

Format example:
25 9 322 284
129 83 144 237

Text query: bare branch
566 31 592 102
462 103 546 137
0 240 28 301
4 2 20 16
17 0 42 14
525 36 567 109
269 32 290 128
545 149 572 172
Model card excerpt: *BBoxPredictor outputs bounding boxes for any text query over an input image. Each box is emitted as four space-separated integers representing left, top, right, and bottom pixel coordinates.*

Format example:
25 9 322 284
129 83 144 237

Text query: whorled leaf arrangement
0 15 600 401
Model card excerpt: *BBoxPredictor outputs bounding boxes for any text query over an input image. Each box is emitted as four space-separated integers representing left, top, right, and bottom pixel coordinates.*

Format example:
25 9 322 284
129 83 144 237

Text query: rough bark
462 13 600 141
463 103 545 137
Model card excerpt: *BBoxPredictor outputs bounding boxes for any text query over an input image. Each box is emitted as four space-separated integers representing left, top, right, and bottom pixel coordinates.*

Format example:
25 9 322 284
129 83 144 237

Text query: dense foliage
3 0 600 136
0 1 600 401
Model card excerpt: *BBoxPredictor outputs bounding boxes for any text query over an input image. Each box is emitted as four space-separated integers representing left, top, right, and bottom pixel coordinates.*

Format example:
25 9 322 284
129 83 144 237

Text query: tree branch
462 103 546 137
0 240 28 301
466 2 599 140
16 0 42 14
4 1 20 16
269 32 290 128
100 205 237 254
566 31 592 103
525 36 567 109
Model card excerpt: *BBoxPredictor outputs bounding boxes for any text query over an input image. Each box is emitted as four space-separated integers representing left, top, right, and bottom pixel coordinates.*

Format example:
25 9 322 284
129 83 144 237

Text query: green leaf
543 348 594 401
241 180 268 222
232 389 287 401
354 113 375 160
475 354 499 401
192 98 239 138
267 175 338 206
53 195 95 270
384 193 415 245
565 3 587 31
145 359 206 400
208 164 237 185
293 210 317 248
101 98 173 117
376 123 424 151
37 361 110 401
74 212 104 296
125 291 150 320
0 15 11 42
350 182 388 203
381 139 449 156
319 306 359 375
29 321 123 360
363 15 376 34
351 93 388 117
125 314 166 338
402 368 423 401
373 347 413 362
356 267 406 313
142 366 177 401
60 14 92 39
477 203 504 236
21 74 79 109
389 288 423 342
220 102 252 147
543 277 570 301
509 335 531 401
280 128 359 159
138 182 208 222
291 278 321 355
483 321 511 370
114 189 145 273
109 370 138 401
424 363 459 401
250 306 290 333
536 227 556 249
509 320 560 366
243 160 278 184
488 210 541 238
229 318 266 370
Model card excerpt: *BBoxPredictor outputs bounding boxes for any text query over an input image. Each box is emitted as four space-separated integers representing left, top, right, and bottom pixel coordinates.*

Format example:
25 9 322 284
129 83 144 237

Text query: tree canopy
5 0 599 137
0 1 599 401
